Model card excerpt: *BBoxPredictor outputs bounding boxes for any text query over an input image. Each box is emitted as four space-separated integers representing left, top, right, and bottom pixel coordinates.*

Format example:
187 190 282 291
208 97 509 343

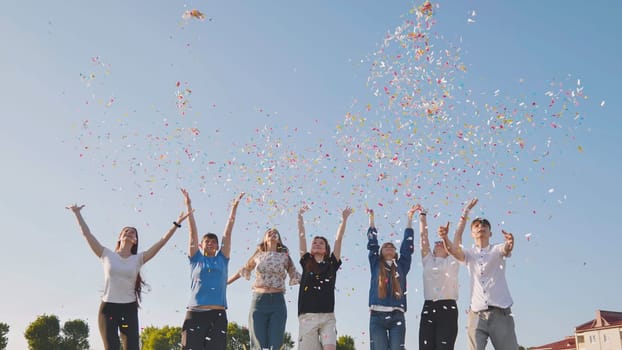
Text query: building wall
575 327 622 350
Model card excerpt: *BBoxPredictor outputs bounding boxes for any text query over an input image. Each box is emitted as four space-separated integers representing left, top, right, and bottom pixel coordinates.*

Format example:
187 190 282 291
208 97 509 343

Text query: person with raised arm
180 189 244 350
297 204 352 350
67 203 190 350
227 226 301 350
438 199 519 350
418 198 477 350
366 206 416 350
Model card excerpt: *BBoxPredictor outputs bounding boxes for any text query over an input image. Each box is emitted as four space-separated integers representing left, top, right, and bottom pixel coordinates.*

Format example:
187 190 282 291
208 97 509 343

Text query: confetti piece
182 9 206 21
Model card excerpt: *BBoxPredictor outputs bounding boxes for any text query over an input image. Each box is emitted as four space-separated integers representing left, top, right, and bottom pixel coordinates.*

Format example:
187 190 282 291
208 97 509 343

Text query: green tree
336 335 356 350
280 332 295 350
224 322 294 350
140 325 182 350
24 315 89 350
24 314 61 350
0 322 9 350
59 320 89 350
226 322 249 350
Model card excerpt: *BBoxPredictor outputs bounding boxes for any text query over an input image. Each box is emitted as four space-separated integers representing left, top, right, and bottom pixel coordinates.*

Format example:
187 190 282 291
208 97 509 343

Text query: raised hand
66 204 85 213
177 210 193 225
502 229 514 254
438 222 450 240
464 198 478 212
299 204 310 216
342 206 353 220
181 188 191 207
408 204 423 220
367 208 375 228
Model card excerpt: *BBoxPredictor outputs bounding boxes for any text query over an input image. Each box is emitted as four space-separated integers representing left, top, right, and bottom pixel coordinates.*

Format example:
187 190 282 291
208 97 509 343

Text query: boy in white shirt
439 208 518 350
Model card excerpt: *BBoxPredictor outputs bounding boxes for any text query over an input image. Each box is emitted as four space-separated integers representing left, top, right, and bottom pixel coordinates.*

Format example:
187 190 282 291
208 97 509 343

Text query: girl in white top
67 203 191 350
418 199 477 350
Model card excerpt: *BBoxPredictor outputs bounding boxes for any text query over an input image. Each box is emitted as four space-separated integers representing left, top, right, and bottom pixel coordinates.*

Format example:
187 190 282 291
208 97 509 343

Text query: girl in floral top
228 228 301 350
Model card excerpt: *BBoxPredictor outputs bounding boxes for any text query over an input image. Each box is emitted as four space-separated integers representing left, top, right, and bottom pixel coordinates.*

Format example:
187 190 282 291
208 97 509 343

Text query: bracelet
173 221 181 228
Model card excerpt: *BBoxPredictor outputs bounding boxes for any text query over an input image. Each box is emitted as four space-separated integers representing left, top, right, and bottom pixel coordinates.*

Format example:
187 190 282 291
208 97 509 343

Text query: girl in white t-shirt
418 199 477 350
68 203 190 350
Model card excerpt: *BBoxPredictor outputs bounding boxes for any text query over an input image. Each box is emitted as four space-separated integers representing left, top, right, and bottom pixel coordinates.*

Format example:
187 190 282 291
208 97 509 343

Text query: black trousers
98 302 139 350
182 309 228 350
419 299 458 350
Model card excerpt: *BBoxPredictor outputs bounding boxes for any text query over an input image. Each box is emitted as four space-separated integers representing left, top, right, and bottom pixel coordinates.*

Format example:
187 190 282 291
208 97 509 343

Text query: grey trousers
467 307 518 350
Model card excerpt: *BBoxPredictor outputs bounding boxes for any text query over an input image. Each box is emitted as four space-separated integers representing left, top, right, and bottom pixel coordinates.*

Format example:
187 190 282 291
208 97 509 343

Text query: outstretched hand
181 188 191 206
232 192 245 208
66 204 85 213
342 206 353 220
465 198 478 211
408 204 423 220
177 210 194 224
502 229 514 248
438 222 450 240
299 204 310 216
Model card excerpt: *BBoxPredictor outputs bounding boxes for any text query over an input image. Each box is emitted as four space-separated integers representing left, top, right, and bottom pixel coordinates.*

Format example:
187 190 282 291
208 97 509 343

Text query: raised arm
332 206 352 261
181 189 199 258
67 204 104 257
228 249 258 284
368 208 375 229
143 211 191 263
453 198 477 250
501 229 514 257
414 204 430 258
298 204 310 257
221 192 245 258
366 209 379 261
227 271 242 285
398 206 416 273
439 222 465 262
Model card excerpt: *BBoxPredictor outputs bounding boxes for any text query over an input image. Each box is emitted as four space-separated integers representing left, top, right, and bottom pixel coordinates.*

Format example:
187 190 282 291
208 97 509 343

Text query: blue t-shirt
188 250 229 308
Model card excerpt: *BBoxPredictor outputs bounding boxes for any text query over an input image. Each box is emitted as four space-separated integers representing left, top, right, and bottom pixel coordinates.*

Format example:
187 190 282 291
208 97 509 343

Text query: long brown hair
378 242 402 299
116 226 146 305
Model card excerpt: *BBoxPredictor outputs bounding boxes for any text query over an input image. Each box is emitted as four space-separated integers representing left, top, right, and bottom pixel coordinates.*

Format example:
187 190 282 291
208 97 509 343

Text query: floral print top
240 251 301 291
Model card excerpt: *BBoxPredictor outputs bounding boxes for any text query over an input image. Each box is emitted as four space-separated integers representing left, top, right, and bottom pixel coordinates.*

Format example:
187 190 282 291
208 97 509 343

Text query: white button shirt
463 243 513 312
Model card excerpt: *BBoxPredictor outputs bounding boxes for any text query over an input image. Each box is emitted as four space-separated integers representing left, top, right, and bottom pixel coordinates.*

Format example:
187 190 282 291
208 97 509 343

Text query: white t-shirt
463 243 513 312
100 247 145 303
422 252 459 301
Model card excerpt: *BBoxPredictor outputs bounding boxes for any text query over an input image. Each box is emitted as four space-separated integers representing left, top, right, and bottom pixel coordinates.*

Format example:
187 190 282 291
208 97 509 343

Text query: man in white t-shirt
440 215 518 350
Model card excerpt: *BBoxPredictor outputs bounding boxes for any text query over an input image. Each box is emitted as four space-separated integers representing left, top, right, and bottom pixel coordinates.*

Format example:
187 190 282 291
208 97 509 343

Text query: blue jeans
249 292 287 350
369 310 406 350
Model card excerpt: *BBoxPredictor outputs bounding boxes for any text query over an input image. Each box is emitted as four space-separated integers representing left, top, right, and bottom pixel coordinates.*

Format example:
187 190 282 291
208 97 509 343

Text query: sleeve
461 249 471 265
188 250 201 263
331 253 343 270
300 252 310 267
494 243 510 258
398 227 414 274
422 251 431 265
137 252 145 267
239 253 257 280
99 247 111 262
286 255 301 285
367 227 379 265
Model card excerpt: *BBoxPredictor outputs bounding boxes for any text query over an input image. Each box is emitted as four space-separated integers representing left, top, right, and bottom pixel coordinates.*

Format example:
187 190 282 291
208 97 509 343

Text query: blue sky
1 1 621 349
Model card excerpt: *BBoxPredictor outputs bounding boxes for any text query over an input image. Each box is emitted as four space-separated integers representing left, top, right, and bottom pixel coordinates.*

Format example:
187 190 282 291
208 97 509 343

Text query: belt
475 305 507 313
